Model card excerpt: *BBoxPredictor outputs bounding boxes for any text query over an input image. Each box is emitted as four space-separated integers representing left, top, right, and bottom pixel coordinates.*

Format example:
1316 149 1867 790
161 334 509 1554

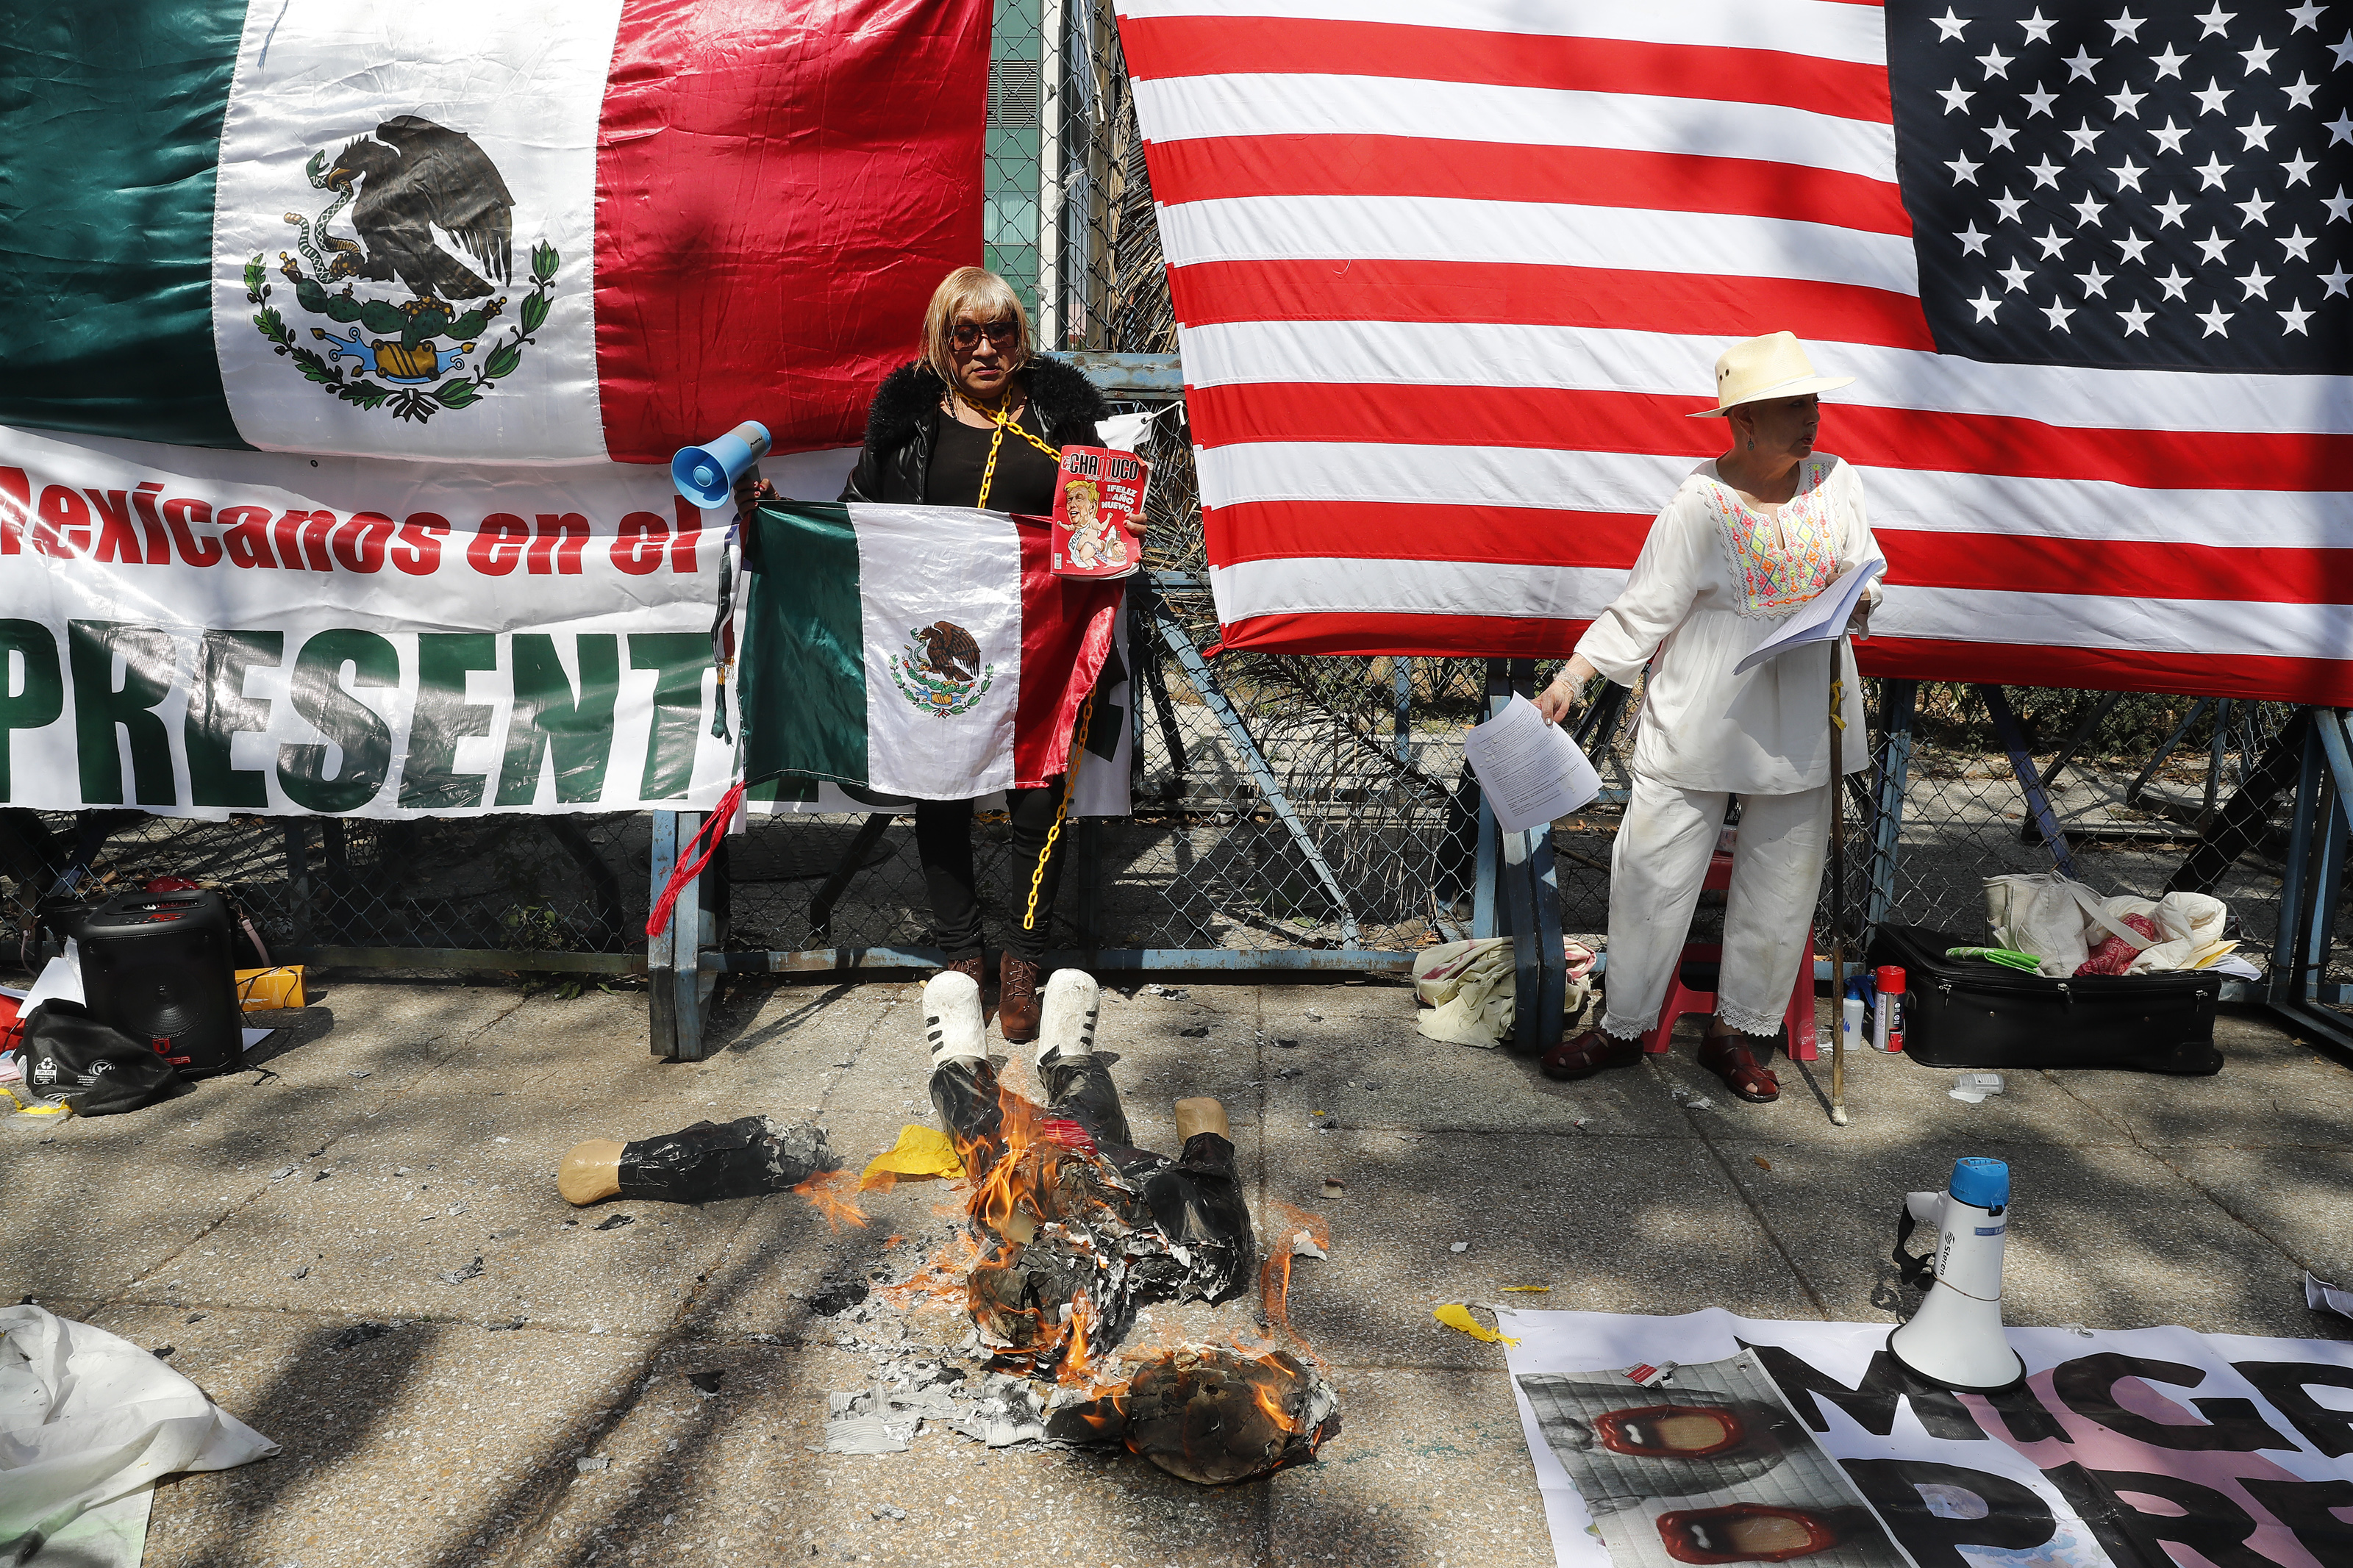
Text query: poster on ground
1504 1309 2353 1568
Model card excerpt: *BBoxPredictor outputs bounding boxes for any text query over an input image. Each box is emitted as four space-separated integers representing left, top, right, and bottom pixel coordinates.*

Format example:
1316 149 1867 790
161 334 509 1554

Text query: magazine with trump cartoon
1049 444 1147 580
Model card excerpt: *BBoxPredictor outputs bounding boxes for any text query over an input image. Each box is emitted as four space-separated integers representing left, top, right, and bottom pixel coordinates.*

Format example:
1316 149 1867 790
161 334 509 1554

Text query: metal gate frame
646 685 2343 1059
2264 707 2353 1062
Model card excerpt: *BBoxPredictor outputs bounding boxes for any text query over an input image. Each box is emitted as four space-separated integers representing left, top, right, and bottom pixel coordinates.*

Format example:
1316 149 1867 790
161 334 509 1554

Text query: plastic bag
2110 891 2230 974
1138 1131 1256 1304
16 1001 193 1117
1989 874 2232 978
0 1304 276 1557
615 1115 835 1203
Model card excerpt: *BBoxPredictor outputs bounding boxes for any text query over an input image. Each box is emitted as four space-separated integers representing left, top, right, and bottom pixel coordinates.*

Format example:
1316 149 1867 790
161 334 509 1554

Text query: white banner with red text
0 424 854 817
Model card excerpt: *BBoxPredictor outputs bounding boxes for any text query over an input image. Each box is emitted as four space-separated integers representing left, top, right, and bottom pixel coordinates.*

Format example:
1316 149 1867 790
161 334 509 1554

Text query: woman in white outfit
1532 334 1881 1103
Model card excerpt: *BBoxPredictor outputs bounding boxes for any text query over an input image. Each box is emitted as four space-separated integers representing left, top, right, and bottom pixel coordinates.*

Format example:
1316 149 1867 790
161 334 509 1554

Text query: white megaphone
1887 1156 2026 1392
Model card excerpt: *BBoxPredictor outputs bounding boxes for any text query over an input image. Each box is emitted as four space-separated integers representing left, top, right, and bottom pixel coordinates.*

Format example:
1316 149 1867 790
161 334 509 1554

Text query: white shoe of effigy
1035 970 1101 1066
923 970 986 1067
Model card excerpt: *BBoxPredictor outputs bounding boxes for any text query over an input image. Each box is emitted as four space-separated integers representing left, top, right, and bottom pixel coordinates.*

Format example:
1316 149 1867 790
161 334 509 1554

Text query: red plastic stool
1638 851 1819 1060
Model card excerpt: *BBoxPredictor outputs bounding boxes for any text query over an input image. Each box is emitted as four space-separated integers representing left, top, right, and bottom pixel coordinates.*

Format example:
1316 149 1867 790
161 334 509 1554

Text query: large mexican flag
0 1 988 465
738 503 1126 800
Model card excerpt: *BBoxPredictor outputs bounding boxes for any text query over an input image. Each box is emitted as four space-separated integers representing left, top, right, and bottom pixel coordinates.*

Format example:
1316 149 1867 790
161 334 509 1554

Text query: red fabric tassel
645 780 749 939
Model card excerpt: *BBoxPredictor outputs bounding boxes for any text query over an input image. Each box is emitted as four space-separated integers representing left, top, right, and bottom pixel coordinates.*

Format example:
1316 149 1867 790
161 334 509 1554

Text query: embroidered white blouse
1574 454 1882 795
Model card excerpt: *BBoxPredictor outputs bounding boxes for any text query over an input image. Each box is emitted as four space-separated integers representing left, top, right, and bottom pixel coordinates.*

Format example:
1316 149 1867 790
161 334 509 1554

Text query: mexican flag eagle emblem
244 115 557 425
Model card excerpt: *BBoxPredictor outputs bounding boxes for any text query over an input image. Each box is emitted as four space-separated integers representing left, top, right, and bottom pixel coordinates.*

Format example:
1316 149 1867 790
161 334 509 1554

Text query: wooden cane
1826 637 1850 1127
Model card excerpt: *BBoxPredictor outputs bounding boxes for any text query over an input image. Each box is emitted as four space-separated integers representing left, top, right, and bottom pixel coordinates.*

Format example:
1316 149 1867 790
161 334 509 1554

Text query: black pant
929 1050 1132 1162
928 1054 1254 1303
915 784 1068 963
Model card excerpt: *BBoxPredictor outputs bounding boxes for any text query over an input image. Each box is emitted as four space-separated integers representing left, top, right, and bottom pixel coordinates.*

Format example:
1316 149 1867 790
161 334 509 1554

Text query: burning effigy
930 996 1253 1364
830 968 1340 1484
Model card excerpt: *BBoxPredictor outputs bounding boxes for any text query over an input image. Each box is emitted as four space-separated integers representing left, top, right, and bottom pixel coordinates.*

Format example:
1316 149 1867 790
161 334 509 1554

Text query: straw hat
1688 332 1854 418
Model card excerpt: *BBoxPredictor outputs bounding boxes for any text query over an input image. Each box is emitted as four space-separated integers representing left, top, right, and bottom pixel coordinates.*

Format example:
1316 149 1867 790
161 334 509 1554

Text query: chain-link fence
0 1 2331 989
0 809 647 975
2 675 2321 981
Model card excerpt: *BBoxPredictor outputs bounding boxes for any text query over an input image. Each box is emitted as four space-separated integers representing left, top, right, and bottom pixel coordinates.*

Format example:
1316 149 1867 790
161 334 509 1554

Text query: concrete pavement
6 973 2347 1567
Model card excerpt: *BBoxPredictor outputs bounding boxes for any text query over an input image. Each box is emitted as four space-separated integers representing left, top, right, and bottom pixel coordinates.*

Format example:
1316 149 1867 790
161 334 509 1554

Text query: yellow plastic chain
1022 694 1094 931
968 393 1063 511
962 383 1082 930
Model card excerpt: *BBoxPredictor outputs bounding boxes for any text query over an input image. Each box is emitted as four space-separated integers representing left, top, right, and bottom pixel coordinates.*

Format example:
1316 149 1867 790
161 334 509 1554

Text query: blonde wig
920 266 1033 390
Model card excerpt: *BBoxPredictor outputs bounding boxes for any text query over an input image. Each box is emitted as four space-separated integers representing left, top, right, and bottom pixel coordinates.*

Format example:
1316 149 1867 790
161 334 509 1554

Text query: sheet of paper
1734 557 1885 675
19 940 85 1014
1464 695 1602 834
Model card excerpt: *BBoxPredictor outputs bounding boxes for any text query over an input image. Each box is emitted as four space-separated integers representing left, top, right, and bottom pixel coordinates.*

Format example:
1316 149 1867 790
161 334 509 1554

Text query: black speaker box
36 894 104 954
79 889 245 1078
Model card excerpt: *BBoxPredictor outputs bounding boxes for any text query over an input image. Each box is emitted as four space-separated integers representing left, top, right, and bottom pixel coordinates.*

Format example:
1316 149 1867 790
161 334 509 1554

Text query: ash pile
817 968 1340 1486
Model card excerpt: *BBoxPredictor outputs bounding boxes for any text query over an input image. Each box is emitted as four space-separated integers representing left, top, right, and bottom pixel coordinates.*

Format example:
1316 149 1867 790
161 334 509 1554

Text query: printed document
1735 557 1885 675
1465 695 1603 834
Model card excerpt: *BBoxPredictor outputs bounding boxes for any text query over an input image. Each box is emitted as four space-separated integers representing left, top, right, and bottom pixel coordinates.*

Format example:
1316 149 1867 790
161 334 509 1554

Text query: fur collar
862 355 1108 453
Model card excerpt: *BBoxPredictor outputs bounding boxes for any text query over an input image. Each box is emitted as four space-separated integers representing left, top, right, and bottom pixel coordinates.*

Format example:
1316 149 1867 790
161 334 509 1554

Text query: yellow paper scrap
1434 1303 1518 1346
1500 1285 1552 1293
859 1125 965 1189
2 1084 68 1119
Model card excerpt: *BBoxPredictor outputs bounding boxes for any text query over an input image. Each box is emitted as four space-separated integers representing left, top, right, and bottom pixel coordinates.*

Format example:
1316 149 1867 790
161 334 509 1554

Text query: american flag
1113 0 2353 701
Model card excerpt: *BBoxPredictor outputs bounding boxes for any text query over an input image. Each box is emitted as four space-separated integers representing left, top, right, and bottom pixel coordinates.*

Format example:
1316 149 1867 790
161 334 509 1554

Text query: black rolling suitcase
1866 923 2222 1075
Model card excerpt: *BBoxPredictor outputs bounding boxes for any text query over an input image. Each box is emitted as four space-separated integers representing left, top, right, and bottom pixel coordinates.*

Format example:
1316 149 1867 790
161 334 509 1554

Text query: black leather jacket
839 357 1109 504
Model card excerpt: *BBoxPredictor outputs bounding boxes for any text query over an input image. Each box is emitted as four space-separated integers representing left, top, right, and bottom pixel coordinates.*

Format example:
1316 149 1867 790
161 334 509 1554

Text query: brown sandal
1542 1026 1644 1082
1698 1032 1782 1103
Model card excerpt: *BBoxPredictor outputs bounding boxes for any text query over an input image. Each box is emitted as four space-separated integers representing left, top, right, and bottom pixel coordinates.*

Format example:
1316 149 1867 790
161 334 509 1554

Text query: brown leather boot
943 955 985 989
998 952 1043 1043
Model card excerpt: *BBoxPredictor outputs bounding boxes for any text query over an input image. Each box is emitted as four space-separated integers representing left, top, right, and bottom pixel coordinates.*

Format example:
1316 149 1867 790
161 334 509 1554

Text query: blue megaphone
671 420 772 509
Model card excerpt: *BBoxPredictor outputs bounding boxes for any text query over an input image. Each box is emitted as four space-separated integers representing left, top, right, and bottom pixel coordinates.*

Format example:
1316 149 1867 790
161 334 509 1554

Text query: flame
790 1168 869 1232
1057 1292 1107 1388
1258 1200 1329 1363
1250 1375 1297 1433
955 1080 1082 1246
1073 1388 1129 1432
876 1228 986 1314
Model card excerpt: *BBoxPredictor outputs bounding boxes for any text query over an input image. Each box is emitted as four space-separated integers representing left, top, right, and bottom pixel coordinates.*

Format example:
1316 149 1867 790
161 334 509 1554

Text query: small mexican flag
738 502 1125 800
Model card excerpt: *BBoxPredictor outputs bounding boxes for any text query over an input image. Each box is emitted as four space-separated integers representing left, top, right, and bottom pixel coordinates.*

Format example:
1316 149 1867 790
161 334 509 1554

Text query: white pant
1599 773 1831 1040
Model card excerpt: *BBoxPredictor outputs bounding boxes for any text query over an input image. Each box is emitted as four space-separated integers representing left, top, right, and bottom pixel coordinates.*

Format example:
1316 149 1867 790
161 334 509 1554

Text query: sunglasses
951 320 1020 351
